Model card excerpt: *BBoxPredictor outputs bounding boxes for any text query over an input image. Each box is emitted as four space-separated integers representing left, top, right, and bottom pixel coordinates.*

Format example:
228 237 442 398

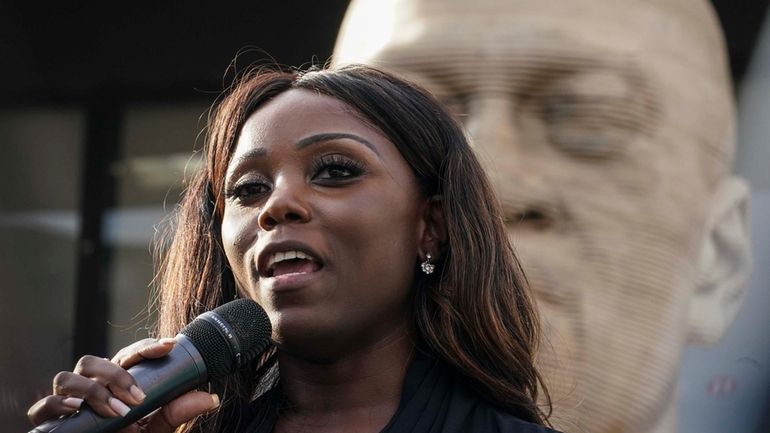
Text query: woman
28 65 556 432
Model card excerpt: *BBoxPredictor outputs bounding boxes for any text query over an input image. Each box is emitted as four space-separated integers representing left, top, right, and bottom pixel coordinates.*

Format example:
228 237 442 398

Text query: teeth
266 250 313 270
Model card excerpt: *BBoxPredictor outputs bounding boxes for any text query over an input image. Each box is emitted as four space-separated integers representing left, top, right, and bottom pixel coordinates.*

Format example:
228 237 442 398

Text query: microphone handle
31 335 208 433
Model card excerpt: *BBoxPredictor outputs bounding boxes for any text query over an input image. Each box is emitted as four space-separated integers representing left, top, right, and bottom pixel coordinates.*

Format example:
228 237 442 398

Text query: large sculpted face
335 0 748 432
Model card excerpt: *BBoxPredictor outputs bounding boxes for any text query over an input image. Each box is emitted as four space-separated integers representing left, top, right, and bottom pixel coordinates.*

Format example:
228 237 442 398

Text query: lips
257 241 324 279
266 250 322 277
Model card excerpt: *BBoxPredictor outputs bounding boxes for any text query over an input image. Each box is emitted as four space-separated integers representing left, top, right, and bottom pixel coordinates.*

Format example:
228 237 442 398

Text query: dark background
0 1 352 104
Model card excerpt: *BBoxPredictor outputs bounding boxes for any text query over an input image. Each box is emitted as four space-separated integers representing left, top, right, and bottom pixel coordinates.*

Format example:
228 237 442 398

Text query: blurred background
0 1 767 431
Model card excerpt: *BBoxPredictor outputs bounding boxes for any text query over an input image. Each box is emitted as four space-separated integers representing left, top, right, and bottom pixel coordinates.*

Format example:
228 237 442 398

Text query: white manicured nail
109 397 131 416
62 397 83 409
130 385 146 401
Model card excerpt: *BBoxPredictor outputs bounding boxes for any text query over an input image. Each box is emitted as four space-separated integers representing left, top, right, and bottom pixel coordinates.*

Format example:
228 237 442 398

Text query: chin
268 310 344 361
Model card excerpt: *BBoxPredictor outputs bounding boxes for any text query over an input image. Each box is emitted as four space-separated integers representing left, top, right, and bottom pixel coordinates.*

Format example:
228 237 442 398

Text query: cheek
220 208 258 288
331 189 422 288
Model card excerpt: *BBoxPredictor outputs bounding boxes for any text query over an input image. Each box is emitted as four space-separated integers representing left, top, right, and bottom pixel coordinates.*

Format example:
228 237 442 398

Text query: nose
464 94 519 160
463 94 561 231
257 177 311 231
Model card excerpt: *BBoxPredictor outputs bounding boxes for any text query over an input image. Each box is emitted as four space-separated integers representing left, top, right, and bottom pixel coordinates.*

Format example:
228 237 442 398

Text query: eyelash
225 176 271 201
225 154 367 202
311 154 367 180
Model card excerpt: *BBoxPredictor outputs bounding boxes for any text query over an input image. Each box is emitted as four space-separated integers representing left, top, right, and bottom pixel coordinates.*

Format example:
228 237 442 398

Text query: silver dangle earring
421 253 435 275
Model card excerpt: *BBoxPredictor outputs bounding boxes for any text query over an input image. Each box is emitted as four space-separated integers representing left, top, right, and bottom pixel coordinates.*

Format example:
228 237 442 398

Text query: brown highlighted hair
154 64 551 431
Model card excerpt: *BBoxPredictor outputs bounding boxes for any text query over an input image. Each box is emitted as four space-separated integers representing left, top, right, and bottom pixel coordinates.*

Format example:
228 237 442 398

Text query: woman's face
221 89 428 361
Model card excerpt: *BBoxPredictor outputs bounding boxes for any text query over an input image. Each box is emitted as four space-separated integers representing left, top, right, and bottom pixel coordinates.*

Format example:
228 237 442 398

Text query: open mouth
265 250 323 278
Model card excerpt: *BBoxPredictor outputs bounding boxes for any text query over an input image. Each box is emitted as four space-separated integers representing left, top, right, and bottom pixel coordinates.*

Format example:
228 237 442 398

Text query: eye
525 69 659 160
312 154 366 181
226 179 271 203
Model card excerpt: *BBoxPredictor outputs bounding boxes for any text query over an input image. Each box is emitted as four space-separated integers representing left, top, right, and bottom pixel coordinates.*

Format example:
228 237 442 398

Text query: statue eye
531 69 660 159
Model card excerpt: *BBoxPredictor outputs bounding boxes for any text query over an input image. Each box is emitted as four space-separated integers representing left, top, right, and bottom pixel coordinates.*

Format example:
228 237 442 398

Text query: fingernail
130 385 146 402
210 394 220 409
157 337 176 345
109 397 131 417
62 397 83 409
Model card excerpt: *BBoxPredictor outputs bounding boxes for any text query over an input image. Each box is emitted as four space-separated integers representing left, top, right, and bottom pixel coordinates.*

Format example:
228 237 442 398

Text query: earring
421 253 435 275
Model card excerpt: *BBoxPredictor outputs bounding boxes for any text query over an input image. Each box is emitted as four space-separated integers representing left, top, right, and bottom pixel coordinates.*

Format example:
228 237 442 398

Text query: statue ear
687 176 751 345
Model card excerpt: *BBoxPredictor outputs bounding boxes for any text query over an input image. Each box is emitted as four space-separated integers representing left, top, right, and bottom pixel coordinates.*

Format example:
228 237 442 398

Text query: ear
687 176 752 345
418 195 448 260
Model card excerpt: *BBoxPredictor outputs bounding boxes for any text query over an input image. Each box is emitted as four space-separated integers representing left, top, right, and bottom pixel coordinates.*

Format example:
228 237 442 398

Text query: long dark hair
153 64 551 431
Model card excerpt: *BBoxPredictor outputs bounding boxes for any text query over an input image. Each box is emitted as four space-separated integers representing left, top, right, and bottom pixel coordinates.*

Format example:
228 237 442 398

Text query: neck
274 325 415 433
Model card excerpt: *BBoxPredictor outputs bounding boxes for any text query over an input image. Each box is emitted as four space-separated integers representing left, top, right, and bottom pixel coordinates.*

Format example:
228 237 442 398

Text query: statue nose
464 95 520 162
463 94 563 231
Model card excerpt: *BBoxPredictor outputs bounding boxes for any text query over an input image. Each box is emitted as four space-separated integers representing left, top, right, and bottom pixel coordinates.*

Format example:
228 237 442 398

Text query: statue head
334 0 751 431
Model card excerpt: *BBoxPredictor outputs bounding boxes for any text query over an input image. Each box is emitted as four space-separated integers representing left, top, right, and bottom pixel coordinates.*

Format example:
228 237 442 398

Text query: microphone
31 298 272 433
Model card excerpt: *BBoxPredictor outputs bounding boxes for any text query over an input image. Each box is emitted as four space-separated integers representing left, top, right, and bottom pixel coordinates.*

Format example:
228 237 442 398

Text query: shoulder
441 363 561 433
385 347 562 433
463 402 562 433
449 390 558 433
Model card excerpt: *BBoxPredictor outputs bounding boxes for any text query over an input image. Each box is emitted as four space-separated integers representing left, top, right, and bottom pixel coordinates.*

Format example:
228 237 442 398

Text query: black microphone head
180 298 272 380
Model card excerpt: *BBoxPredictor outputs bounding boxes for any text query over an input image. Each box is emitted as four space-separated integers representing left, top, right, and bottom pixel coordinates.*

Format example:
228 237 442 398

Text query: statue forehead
334 0 735 185
335 0 727 74
357 0 717 24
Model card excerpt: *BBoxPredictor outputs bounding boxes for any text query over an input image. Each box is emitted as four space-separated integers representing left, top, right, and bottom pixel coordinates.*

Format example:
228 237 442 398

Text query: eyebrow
296 133 380 156
228 132 382 175
229 147 268 169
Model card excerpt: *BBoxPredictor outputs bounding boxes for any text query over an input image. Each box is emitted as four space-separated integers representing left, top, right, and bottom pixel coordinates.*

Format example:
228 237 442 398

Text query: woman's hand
27 338 220 433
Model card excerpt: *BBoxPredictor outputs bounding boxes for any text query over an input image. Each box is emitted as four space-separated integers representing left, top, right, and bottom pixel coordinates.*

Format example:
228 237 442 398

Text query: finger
52 371 122 418
71 356 145 406
27 395 83 426
111 338 167 365
145 392 220 433
111 338 159 366
113 338 176 369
